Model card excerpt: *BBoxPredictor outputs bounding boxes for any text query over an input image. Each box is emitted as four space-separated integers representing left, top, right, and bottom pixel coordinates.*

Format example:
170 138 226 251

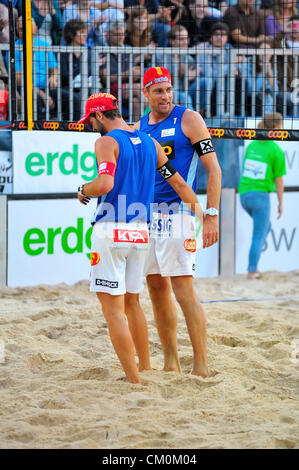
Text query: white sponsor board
236 192 299 273
195 195 219 278
12 131 99 194
7 195 218 287
8 198 95 286
244 119 299 188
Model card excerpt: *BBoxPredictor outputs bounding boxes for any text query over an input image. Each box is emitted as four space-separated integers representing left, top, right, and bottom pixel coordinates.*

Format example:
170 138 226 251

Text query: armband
98 161 116 176
193 139 215 157
157 160 177 179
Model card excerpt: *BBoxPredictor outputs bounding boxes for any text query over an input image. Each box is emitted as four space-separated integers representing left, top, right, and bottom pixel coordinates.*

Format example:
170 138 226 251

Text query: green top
238 140 286 194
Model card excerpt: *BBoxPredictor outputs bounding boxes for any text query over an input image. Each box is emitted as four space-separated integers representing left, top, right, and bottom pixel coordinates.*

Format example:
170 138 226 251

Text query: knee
172 282 197 306
124 293 140 310
147 276 171 301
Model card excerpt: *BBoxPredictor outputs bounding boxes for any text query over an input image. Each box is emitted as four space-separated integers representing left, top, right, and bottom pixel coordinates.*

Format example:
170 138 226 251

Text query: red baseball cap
78 92 118 124
143 66 172 89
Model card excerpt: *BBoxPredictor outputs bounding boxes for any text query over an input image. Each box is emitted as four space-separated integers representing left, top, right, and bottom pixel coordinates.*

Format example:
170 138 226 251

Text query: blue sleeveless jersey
140 106 199 209
91 129 157 224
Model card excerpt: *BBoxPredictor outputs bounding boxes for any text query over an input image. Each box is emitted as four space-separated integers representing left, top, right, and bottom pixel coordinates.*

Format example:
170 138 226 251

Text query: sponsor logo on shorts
113 229 149 243
236 129 256 139
199 139 214 154
192 264 195 271
184 239 196 252
267 130 289 140
95 279 118 288
90 252 100 266
161 128 175 137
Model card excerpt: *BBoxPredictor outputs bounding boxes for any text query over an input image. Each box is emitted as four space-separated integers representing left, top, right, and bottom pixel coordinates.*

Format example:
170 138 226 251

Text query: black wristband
193 139 215 157
157 160 177 179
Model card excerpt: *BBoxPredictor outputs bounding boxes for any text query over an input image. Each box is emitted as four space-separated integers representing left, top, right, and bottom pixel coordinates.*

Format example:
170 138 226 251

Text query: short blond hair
258 112 283 129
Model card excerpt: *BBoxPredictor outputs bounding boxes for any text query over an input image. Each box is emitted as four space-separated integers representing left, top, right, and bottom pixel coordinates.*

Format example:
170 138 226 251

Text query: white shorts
145 212 201 277
90 221 149 295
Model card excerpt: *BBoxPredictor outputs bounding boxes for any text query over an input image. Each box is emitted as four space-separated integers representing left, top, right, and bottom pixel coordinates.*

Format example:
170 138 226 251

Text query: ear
95 111 104 120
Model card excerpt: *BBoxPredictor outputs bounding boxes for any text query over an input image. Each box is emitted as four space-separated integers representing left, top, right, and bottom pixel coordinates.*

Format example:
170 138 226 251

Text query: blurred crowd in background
1 0 299 122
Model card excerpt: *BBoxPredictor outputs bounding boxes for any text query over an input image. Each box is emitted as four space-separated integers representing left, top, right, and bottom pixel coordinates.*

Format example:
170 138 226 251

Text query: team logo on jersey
130 137 142 145
113 229 149 243
184 239 196 252
199 139 214 154
161 140 175 160
90 252 100 266
161 128 175 137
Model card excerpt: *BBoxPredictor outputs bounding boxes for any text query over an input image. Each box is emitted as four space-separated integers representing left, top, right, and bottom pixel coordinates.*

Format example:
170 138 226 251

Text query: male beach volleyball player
77 92 204 384
134 67 222 377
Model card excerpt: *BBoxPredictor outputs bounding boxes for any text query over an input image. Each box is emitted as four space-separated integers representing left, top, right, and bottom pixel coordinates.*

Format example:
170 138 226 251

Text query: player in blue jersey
134 67 222 378
77 92 204 384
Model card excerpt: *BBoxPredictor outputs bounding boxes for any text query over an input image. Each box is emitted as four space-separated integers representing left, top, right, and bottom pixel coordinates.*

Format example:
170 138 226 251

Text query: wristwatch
204 208 218 216
78 184 85 196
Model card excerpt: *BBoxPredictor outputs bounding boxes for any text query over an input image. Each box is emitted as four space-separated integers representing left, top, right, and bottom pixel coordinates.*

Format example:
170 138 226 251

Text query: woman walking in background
238 112 287 280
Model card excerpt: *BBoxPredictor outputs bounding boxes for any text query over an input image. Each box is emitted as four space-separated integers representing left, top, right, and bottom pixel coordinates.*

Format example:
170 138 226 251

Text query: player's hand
202 215 218 248
78 193 90 205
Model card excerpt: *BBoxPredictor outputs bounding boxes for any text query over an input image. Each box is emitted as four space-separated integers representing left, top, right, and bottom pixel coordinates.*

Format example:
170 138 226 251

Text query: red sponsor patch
113 229 148 243
184 239 196 252
90 252 100 266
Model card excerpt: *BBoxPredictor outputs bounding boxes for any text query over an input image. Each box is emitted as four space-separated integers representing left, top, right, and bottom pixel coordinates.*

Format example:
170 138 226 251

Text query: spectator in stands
265 0 298 37
159 1 187 25
0 0 19 44
61 19 92 120
272 15 299 116
17 1 63 45
155 24 195 108
124 5 154 46
247 41 280 115
0 76 8 121
15 16 58 118
189 22 231 113
222 0 266 48
178 0 221 46
99 19 142 121
62 0 108 46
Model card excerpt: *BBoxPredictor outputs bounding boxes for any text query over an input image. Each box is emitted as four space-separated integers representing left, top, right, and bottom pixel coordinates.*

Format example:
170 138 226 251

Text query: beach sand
0 271 298 449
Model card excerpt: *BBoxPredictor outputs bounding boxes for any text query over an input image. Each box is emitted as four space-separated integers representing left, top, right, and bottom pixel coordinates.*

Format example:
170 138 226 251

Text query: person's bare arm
78 136 118 203
275 176 284 219
154 139 203 225
181 109 222 247
231 28 266 46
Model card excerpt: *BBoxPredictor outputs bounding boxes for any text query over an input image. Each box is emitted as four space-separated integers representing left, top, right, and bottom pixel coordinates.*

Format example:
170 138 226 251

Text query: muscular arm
181 109 222 247
154 139 203 224
78 136 118 201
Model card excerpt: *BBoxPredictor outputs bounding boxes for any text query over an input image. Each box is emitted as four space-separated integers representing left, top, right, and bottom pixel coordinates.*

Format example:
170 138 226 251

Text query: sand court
0 270 298 449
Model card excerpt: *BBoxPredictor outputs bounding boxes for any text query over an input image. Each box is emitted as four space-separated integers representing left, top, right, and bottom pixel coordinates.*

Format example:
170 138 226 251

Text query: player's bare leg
171 276 209 378
97 292 141 384
147 274 181 373
124 293 151 372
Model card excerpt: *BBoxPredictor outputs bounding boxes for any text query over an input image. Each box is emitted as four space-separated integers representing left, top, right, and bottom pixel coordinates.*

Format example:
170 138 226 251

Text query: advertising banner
7 198 95 286
235 192 299 273
12 131 99 194
7 195 218 287
0 129 12 194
